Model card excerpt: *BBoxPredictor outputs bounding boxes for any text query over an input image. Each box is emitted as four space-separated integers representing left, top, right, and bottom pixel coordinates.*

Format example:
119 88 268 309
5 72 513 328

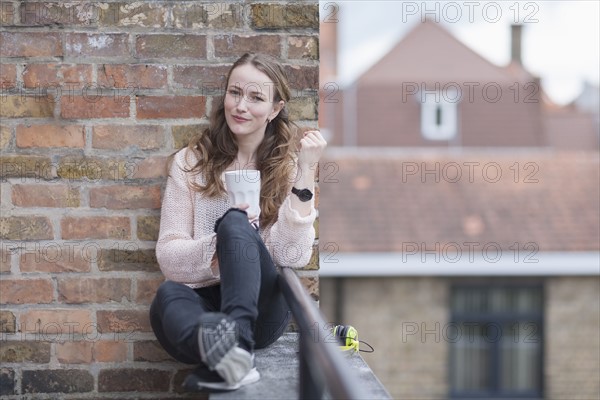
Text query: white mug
224 170 261 219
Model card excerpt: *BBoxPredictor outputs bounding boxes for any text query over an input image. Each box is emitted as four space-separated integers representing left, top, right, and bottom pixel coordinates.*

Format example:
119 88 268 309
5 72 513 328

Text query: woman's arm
289 130 327 217
155 150 218 285
261 130 326 268
261 195 316 268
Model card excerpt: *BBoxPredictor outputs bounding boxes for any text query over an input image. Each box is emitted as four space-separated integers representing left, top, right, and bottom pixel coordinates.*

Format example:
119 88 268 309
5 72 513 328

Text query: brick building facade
317 150 600 399
0 1 319 398
328 20 597 150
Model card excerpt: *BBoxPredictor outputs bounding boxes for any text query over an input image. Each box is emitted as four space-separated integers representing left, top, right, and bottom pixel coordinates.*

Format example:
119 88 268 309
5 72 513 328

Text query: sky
327 0 599 105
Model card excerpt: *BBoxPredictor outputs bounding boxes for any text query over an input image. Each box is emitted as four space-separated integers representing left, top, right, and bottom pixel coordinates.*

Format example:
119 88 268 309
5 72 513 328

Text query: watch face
298 189 312 202
293 187 313 202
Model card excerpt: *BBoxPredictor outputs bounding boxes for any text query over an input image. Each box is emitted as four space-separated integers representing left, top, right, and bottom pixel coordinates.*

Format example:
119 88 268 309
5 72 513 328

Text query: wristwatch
291 187 313 202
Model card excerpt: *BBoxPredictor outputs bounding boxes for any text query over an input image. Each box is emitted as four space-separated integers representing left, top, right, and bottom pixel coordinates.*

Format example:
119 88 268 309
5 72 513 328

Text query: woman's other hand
297 130 327 170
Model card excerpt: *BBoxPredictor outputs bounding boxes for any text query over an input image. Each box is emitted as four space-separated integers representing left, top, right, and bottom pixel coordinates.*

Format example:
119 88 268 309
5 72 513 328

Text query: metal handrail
279 267 368 400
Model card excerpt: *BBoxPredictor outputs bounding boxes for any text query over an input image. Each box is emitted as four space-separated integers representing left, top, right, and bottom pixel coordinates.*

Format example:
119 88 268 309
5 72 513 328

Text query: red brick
288 36 319 60
172 3 242 29
62 65 93 89
61 95 129 119
16 124 85 148
134 156 167 179
99 2 167 28
56 341 93 364
97 310 151 333
299 276 319 301
0 216 53 240
22 64 92 89
285 64 319 90
0 278 53 304
98 64 167 89
0 367 14 394
135 277 163 304
1 2 16 25
137 216 160 241
19 2 100 26
58 277 131 304
92 125 164 150
250 3 319 29
289 97 318 120
133 341 171 362
173 65 229 91
98 248 158 272
171 3 208 28
65 33 129 58
0 32 62 57
22 63 58 87
172 124 206 149
214 34 280 58
12 184 80 207
0 341 51 363
93 341 128 362
0 247 11 273
22 369 93 393
20 309 93 334
0 95 54 118
90 185 161 209
20 249 90 273
0 63 16 89
56 156 133 181
0 155 53 180
61 216 130 240
98 368 169 392
0 310 16 333
135 34 206 59
0 125 11 149
137 96 205 119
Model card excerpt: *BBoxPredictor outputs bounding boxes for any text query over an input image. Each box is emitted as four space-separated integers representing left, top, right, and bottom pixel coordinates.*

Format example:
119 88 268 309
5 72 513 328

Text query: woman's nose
236 96 249 111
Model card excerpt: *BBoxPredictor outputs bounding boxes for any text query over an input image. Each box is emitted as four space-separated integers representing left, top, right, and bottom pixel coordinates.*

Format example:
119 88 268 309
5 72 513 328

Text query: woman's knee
154 280 188 305
216 208 254 240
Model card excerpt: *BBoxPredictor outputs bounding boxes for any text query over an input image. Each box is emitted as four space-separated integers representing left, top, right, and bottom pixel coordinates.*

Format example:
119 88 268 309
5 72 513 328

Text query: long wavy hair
185 53 297 228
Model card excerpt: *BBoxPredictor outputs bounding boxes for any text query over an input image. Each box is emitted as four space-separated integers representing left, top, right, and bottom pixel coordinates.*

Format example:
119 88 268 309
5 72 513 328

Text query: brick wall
546 277 600 399
319 277 449 399
0 1 319 398
321 276 600 399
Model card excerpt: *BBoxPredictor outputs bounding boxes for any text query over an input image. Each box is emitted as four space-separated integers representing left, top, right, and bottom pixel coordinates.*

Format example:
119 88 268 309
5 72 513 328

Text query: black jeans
149 209 291 364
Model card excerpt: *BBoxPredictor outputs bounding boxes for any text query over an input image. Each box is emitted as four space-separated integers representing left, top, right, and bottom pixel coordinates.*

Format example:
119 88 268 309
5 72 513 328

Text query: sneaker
183 363 260 392
197 312 254 386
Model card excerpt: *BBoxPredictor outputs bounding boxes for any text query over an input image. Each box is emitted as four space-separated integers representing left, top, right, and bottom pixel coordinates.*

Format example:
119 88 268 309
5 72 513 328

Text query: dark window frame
449 282 544 399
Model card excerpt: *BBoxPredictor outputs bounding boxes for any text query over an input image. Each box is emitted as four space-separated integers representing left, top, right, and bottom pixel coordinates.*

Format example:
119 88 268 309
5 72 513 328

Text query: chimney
511 24 523 64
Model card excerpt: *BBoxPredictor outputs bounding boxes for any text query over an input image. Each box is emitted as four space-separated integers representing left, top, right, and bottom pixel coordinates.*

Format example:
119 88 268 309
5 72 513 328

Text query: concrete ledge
211 333 390 399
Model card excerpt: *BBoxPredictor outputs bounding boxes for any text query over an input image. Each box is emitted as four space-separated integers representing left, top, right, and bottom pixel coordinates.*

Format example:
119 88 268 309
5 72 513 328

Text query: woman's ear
269 100 285 121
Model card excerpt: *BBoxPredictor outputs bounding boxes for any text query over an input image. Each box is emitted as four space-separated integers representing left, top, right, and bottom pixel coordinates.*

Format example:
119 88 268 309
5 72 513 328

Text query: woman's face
224 64 283 140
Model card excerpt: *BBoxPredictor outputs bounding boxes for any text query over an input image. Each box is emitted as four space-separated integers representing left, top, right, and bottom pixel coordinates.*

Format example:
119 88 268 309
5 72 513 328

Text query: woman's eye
228 89 241 96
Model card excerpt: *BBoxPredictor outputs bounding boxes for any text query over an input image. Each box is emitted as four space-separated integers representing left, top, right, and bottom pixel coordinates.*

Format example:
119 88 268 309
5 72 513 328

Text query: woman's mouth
232 115 249 123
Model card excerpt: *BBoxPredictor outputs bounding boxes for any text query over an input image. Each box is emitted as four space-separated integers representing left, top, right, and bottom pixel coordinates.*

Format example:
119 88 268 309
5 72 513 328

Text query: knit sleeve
155 150 218 286
261 195 316 268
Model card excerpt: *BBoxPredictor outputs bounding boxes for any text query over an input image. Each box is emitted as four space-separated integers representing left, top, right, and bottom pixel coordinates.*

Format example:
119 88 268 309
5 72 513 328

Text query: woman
150 53 326 392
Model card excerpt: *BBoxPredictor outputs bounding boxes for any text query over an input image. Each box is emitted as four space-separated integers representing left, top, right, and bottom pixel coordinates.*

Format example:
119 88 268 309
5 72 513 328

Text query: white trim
420 88 458 140
319 252 600 277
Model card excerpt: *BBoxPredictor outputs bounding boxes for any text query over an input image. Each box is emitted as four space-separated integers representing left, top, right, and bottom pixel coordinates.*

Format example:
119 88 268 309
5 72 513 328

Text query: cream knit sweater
155 148 317 288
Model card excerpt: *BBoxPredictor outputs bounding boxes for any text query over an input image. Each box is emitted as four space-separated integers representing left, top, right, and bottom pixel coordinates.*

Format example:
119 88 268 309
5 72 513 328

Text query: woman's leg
216 209 290 352
149 280 220 364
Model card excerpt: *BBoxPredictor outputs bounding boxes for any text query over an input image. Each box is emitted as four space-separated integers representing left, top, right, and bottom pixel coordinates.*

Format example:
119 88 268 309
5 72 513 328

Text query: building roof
318 149 600 253
356 20 533 86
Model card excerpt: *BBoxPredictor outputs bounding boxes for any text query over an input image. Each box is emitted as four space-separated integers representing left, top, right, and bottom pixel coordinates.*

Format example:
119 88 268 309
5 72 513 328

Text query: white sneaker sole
197 368 260 391
214 346 253 386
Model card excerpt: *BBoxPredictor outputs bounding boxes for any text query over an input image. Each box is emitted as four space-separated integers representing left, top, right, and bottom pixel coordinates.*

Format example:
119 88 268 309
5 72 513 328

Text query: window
420 89 458 140
450 285 543 398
